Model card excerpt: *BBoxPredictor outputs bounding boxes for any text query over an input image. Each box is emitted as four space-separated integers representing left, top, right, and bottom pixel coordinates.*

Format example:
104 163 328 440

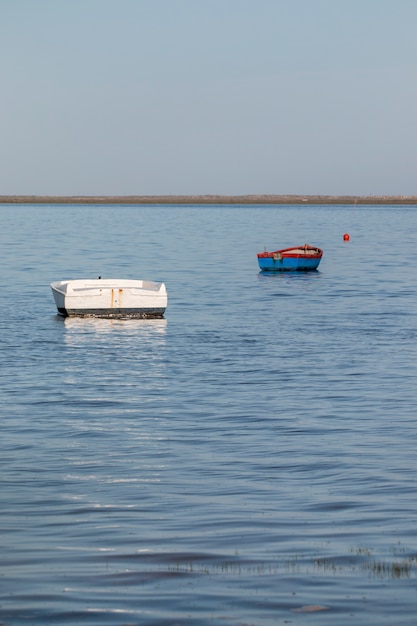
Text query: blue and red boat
257 244 323 272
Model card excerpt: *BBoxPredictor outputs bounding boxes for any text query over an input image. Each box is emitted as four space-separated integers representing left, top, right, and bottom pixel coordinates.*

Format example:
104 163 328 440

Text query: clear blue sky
1 0 417 196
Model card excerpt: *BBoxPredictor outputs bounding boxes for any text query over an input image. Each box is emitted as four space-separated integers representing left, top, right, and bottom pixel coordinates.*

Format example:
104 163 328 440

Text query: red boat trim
257 245 323 259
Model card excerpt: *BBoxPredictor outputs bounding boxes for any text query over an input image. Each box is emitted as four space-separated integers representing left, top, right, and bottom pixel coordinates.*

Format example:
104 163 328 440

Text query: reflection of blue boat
257 245 323 272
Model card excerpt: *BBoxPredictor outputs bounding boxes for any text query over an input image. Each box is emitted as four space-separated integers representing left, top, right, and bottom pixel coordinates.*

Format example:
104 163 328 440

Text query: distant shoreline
1 194 417 205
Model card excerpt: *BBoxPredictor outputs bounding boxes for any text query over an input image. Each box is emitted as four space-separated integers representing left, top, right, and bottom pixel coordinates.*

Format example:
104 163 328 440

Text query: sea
1 203 417 625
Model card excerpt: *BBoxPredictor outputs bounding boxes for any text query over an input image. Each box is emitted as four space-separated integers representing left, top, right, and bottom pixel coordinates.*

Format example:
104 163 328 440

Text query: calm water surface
1 204 417 625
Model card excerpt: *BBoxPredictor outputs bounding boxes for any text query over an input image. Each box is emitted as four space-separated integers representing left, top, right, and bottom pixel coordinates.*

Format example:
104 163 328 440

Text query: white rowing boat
51 278 167 318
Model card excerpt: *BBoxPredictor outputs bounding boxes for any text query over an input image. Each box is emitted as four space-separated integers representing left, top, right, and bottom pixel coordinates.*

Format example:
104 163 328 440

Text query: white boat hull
51 279 167 318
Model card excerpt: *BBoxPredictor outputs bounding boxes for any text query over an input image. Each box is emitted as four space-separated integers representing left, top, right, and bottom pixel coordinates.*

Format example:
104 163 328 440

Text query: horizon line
1 194 417 205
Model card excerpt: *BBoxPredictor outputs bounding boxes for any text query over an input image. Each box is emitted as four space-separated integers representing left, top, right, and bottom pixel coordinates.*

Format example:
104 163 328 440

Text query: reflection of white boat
62 316 167 347
62 317 167 334
51 278 167 318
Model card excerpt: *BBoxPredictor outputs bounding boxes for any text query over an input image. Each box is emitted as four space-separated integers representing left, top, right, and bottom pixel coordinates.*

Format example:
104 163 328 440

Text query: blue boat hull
258 256 321 271
257 245 323 272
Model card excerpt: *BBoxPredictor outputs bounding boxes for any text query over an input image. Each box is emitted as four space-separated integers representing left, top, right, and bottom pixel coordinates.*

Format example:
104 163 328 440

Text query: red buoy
343 233 350 241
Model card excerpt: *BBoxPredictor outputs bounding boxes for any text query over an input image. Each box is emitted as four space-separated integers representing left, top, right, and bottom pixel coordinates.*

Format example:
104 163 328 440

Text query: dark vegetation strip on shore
1 195 417 205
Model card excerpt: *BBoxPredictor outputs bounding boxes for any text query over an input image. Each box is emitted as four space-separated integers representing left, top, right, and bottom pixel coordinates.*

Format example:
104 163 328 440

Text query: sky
1 0 417 196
